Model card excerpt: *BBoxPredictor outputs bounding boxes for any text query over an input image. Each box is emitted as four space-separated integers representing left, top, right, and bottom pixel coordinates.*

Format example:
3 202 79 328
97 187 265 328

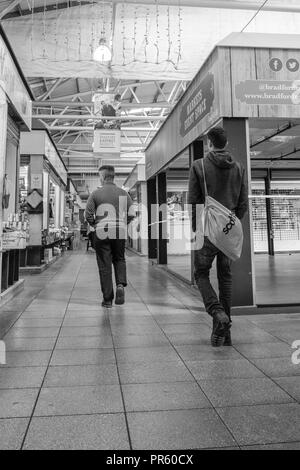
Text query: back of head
99 165 115 183
207 126 228 150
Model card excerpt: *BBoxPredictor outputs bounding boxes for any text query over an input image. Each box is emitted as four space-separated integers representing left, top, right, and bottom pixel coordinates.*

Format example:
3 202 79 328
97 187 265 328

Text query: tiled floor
1 250 300 450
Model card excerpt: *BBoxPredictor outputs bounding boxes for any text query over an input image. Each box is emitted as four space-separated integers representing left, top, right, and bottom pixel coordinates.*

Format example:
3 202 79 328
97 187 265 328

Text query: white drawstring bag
201 160 243 261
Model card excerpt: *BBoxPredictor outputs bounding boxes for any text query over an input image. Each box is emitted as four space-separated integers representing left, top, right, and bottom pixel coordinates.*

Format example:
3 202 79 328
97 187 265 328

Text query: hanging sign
236 80 300 105
92 92 121 130
180 73 214 137
94 129 121 154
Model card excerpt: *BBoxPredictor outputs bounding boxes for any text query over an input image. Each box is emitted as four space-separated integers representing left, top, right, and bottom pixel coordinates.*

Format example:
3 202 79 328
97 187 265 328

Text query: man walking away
85 165 135 308
188 127 248 346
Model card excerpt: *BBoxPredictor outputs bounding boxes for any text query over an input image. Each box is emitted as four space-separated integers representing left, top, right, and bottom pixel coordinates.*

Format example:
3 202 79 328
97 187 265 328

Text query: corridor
1 251 300 450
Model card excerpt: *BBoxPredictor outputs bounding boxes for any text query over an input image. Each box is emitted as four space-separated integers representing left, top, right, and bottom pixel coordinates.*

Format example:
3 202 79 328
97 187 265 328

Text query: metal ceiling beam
3 0 300 18
33 101 173 109
0 0 23 19
34 114 166 121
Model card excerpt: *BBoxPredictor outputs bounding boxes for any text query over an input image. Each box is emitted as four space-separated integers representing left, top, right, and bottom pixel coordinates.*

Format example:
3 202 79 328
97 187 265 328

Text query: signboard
94 129 121 154
93 92 121 130
0 35 31 129
180 73 214 137
2 230 26 250
31 173 42 190
236 80 300 105
45 134 68 186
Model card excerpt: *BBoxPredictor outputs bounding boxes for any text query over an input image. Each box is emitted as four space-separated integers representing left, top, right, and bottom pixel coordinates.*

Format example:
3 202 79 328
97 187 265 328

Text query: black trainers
115 285 125 305
101 300 112 308
211 310 231 347
223 330 232 346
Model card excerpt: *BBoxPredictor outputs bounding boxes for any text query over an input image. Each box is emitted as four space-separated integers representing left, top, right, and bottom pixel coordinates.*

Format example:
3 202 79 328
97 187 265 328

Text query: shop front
145 32 300 308
0 26 32 305
19 130 72 272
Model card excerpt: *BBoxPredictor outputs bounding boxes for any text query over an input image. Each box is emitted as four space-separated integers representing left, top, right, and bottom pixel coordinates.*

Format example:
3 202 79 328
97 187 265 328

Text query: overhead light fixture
93 38 112 63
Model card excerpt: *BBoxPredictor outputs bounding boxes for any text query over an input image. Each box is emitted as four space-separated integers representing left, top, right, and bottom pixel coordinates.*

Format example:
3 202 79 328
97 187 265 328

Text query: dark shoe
223 330 232 346
115 285 125 305
211 310 231 347
101 300 112 308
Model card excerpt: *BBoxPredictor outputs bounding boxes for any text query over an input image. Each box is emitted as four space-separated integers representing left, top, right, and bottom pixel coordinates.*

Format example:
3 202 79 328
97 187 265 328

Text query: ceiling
1 0 300 195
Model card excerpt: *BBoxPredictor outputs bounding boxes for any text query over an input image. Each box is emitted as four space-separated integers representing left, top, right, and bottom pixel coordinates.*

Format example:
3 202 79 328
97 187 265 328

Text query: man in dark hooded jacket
188 126 248 347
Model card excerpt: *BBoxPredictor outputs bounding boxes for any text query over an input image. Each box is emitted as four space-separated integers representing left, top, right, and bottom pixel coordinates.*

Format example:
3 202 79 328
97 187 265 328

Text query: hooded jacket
188 151 248 232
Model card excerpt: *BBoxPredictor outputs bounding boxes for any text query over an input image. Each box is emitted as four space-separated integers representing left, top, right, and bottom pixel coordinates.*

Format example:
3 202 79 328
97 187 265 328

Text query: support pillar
156 172 167 265
0 88 8 293
147 178 157 259
265 169 274 256
222 118 255 307
189 140 204 282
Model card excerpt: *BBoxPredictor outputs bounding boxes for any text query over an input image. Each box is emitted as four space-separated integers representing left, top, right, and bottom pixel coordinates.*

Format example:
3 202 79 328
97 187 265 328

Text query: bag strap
201 159 208 198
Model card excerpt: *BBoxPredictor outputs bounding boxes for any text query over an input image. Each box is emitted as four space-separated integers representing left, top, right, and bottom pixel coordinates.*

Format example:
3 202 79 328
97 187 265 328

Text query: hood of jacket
207 151 235 169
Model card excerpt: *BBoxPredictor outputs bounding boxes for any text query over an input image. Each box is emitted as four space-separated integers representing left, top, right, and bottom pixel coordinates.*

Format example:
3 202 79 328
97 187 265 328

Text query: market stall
19 129 72 272
0 25 32 305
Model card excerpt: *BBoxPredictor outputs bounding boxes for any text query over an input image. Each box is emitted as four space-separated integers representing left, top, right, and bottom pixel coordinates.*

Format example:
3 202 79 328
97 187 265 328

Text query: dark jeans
94 235 127 302
194 237 232 319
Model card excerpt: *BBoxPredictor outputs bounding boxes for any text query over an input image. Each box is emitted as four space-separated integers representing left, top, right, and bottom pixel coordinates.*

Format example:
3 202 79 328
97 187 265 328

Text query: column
189 140 204 281
27 155 44 265
0 88 8 293
265 169 274 256
156 172 167 265
147 178 157 259
222 118 255 307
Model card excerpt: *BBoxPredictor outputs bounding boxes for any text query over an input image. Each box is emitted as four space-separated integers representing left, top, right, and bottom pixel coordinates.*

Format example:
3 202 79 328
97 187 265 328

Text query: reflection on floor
167 253 300 305
167 254 191 282
1 250 300 449
255 253 300 305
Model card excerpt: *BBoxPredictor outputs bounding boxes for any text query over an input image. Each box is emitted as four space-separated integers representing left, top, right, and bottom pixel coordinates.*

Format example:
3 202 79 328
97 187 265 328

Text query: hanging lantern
93 38 112 63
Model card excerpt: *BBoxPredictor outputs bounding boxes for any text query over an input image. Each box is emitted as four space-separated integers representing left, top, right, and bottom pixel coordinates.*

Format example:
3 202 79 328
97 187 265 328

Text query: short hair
99 165 115 181
207 126 227 149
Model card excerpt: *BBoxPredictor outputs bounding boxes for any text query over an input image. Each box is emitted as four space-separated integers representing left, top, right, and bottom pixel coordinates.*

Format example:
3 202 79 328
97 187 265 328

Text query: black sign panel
180 73 214 137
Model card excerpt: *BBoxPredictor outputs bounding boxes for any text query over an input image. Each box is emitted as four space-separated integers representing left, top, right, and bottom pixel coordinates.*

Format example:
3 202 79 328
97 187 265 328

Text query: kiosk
145 32 300 307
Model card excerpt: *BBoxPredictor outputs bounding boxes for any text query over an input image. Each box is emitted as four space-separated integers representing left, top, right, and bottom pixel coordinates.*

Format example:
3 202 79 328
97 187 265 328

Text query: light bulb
93 38 112 63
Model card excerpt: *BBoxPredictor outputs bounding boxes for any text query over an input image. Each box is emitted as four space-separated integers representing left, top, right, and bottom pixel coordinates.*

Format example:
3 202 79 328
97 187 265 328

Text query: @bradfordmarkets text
106 455 194 466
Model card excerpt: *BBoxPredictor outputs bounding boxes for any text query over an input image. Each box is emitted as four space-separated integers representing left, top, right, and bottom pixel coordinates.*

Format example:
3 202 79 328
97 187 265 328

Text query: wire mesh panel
251 188 268 253
250 182 300 253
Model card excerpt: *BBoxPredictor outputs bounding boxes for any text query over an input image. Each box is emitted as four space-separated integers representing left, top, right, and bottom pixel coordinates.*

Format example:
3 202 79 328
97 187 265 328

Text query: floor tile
50 348 116 366
251 357 300 377
123 382 211 412
34 385 123 416
23 414 129 450
175 344 243 362
218 403 300 446
234 342 292 359
242 442 300 450
5 327 60 339
118 360 194 384
55 336 113 349
115 346 179 363
0 367 46 389
198 377 294 407
113 334 169 348
0 418 29 450
273 376 300 401
4 337 56 352
127 409 237 449
185 359 264 380
2 351 52 368
0 388 38 418
44 364 119 387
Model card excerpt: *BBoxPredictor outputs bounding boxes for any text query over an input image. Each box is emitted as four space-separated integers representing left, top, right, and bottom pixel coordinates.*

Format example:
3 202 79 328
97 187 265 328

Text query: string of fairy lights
29 0 184 70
